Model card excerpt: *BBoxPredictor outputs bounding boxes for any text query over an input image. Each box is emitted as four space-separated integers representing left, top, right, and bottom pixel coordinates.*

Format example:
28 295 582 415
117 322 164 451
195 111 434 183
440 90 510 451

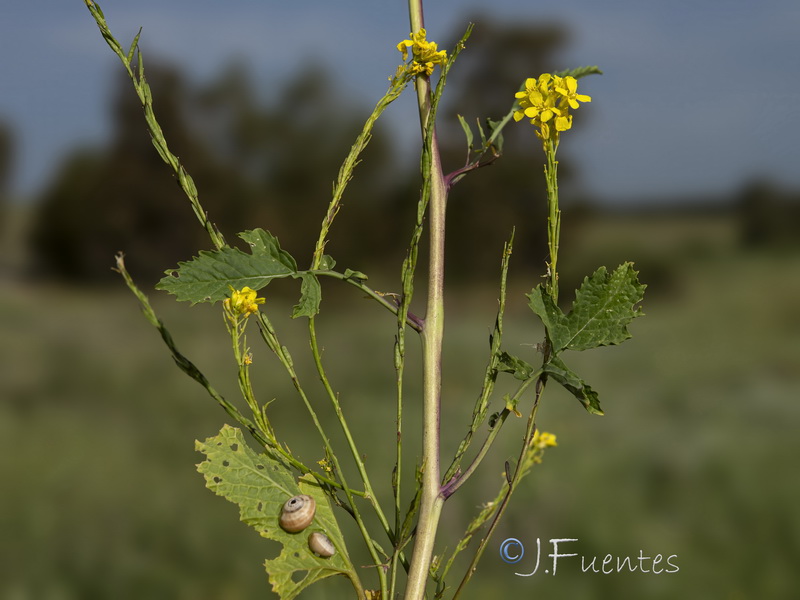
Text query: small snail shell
279 494 316 532
308 532 336 558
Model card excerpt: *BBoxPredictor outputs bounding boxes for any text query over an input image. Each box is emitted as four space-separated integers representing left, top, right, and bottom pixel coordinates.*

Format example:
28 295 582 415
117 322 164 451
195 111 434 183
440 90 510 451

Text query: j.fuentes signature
500 537 679 576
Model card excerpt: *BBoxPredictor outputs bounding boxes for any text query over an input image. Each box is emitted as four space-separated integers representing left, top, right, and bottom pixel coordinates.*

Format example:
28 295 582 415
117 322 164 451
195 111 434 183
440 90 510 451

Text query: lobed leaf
544 356 603 415
196 426 356 599
239 229 298 272
528 263 645 353
156 229 296 303
562 263 645 351
527 286 571 351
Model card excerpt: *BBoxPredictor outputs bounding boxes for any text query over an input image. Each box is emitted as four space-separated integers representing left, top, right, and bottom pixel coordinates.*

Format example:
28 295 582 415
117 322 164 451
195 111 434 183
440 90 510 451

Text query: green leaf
457 114 473 149
318 255 336 270
264 476 354 599
399 467 423 543
485 117 504 153
563 263 645 351
126 28 141 63
497 351 535 381
503 393 522 416
556 65 604 79
292 273 322 319
343 268 368 282
238 228 297 272
527 286 571 351
528 263 645 353
156 229 296 303
544 356 603 415
476 118 487 147
196 426 357 599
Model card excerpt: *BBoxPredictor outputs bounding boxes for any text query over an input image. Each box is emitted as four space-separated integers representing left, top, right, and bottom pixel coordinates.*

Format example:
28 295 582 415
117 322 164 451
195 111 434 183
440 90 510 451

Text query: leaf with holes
156 229 297 303
195 425 358 599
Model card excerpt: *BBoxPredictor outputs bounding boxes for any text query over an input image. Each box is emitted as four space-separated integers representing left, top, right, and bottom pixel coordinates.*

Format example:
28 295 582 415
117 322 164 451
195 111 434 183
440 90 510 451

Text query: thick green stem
403 2 449 598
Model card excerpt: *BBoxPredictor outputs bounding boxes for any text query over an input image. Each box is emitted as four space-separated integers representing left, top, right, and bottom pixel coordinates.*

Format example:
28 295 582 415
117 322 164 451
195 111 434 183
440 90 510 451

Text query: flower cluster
223 286 265 319
521 430 558 469
532 430 558 450
513 74 591 140
397 28 447 76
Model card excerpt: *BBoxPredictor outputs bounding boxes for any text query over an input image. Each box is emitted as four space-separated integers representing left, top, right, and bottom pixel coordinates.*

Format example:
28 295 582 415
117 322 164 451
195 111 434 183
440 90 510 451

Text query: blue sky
2 0 800 204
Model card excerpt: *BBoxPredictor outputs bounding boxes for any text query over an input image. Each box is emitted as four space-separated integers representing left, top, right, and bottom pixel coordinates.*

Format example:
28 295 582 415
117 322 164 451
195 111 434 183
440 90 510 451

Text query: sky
2 0 800 205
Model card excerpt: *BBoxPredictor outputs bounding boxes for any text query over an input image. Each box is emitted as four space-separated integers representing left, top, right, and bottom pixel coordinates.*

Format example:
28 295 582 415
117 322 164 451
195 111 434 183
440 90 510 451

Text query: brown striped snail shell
308 532 336 558
279 494 316 532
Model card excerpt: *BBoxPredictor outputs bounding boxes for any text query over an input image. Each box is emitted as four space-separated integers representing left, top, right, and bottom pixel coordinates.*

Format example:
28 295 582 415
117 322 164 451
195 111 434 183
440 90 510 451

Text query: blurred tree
31 19 581 287
0 121 12 222
32 63 253 284
0 121 17 278
30 61 400 285
738 179 800 248
0 121 12 197
193 62 399 272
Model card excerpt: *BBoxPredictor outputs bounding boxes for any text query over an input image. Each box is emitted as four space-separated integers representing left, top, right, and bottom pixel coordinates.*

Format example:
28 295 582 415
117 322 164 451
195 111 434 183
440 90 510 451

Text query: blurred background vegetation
2 16 800 600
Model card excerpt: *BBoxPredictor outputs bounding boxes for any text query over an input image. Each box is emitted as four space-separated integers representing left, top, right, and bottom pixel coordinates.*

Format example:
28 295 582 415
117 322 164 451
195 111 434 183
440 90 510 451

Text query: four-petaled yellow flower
397 28 447 76
514 74 591 140
556 76 592 110
224 286 265 318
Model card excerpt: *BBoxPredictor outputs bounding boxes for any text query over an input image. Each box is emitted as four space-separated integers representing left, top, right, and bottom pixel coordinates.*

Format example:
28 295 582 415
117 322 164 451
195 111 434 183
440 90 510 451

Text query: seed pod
308 532 336 557
279 494 316 532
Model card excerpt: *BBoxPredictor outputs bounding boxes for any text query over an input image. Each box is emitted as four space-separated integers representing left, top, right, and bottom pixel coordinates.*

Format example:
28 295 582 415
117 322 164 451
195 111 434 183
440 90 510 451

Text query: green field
2 212 799 599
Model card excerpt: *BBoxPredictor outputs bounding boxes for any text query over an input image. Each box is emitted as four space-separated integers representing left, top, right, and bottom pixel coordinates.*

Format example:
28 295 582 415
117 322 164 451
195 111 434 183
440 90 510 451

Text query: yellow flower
223 286 265 318
515 77 556 122
532 430 557 449
397 28 447 76
555 75 592 109
514 73 590 141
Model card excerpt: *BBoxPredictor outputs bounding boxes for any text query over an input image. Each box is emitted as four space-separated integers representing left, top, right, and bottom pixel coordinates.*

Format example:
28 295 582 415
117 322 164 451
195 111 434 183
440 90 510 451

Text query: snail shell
279 494 316 532
308 532 336 558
